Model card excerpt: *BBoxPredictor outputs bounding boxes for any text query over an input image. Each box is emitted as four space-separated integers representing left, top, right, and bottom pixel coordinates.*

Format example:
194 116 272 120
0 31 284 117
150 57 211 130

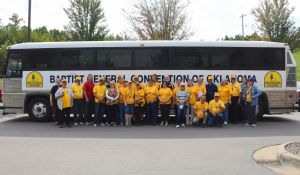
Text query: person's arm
106 90 114 100
113 89 120 101
49 93 53 107
69 90 74 107
55 88 63 99
252 86 262 99
83 83 89 102
124 93 127 106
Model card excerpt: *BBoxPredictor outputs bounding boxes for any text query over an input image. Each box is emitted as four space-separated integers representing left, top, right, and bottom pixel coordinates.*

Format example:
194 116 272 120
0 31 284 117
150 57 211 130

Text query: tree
64 0 109 41
223 32 264 41
124 0 193 40
252 0 300 51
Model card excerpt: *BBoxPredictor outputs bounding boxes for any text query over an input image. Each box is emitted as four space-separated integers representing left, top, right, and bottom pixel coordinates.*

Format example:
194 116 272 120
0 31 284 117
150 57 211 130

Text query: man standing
206 75 218 103
208 93 225 128
55 79 73 128
228 75 241 124
83 74 95 125
175 83 189 128
93 77 107 127
50 78 61 125
71 77 84 126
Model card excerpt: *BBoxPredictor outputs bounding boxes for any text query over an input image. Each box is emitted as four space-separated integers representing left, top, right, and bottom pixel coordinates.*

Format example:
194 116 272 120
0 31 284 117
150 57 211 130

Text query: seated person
193 95 208 128
208 92 225 128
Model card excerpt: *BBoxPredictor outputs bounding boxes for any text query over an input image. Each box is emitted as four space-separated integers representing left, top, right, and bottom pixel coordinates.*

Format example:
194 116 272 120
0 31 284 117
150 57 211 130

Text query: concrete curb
253 142 300 168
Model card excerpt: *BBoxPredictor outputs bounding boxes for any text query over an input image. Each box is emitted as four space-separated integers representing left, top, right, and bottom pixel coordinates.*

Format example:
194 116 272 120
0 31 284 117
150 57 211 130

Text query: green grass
294 49 300 81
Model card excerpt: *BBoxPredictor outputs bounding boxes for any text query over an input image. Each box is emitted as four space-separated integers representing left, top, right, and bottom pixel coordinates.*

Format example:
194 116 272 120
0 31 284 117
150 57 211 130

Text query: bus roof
8 40 287 50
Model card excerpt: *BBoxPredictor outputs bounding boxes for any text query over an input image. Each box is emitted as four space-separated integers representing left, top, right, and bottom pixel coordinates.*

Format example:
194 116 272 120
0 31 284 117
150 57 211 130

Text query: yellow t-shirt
132 82 145 91
246 87 252 102
93 84 106 103
146 82 161 89
218 85 232 104
209 100 225 114
62 88 71 109
173 86 180 104
188 85 206 105
115 82 122 89
119 86 128 104
125 88 135 105
145 86 158 103
194 101 208 119
71 83 84 99
229 82 241 97
158 88 173 105
135 89 145 107
186 86 194 105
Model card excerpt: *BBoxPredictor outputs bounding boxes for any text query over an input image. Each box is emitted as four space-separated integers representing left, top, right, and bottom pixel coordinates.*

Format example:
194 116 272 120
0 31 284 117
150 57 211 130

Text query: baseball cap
208 76 213 80
180 83 185 86
128 81 133 84
214 92 220 97
62 79 67 83
248 77 255 82
75 77 81 81
133 75 139 79
231 75 237 79
99 76 105 81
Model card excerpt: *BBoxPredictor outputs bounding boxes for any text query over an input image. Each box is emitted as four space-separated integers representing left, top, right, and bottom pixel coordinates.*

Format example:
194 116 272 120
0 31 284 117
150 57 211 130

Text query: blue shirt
241 83 249 100
206 83 218 102
176 90 189 105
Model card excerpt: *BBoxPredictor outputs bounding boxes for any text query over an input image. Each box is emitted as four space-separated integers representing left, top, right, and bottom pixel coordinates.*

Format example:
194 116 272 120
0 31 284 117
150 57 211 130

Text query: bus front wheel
28 97 51 122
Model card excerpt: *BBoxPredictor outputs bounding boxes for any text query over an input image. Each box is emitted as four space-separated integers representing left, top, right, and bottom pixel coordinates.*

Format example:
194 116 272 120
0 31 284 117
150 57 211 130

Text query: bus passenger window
5 53 22 77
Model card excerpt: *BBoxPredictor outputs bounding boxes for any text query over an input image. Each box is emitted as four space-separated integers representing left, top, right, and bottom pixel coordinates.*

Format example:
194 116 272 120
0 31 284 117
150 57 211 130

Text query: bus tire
256 93 268 121
28 97 51 122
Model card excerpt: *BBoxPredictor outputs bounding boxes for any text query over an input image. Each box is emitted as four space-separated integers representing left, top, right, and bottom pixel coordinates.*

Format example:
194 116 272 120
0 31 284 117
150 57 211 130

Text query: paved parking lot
0 113 299 175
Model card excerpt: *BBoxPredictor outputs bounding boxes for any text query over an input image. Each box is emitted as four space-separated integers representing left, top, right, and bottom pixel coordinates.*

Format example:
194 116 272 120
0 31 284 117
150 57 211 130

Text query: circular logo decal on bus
264 71 282 88
26 71 43 88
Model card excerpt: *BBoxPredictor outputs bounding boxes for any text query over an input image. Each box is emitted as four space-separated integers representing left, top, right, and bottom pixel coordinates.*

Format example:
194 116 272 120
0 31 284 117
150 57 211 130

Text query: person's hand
238 99 241 105
124 103 127 106
86 98 89 102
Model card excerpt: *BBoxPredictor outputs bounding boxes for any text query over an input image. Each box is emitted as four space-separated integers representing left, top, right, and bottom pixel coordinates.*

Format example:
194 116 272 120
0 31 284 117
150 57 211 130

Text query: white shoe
165 122 168 126
181 124 185 127
244 123 249 126
93 124 97 127
74 122 78 126
86 122 90 125
160 122 164 126
251 124 257 127
176 125 180 128
79 122 84 125
224 121 228 125
101 123 105 127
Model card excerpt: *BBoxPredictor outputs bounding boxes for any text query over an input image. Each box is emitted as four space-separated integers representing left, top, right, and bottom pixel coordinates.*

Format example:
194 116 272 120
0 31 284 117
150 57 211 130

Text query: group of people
49 74 261 128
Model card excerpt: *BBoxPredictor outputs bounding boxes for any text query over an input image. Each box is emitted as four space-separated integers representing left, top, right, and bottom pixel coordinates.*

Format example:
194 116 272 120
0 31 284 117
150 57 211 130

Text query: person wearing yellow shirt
93 77 107 127
132 75 145 90
173 79 182 117
71 77 84 126
118 80 128 126
208 93 225 128
193 95 208 128
218 79 232 125
55 79 74 128
134 82 145 126
145 80 159 125
115 75 123 89
124 81 135 127
105 81 120 127
228 75 242 124
158 82 173 126
186 79 194 126
151 74 161 89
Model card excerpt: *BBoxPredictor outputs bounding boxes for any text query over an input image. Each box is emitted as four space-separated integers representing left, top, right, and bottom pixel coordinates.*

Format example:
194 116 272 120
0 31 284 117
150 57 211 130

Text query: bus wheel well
257 92 270 119
24 95 49 114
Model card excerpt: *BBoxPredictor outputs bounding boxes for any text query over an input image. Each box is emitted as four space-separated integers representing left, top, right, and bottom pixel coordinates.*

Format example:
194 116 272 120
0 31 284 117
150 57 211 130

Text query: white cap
180 83 185 86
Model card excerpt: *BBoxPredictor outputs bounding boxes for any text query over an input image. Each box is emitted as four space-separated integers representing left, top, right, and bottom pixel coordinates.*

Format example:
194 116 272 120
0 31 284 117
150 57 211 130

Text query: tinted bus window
5 52 22 77
24 50 60 70
134 48 169 68
97 49 131 68
170 48 209 69
61 49 95 70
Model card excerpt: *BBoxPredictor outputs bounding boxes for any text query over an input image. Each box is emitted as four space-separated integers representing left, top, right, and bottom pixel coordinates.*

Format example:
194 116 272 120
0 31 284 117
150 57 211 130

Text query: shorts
125 104 134 114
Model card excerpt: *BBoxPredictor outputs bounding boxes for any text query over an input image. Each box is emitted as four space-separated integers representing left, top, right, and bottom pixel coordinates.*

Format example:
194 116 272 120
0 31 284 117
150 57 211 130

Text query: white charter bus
1 41 297 121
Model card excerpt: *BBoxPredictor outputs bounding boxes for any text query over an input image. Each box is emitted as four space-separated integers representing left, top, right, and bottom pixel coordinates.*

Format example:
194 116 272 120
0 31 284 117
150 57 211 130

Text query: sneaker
85 122 90 126
93 124 98 127
113 123 117 127
165 122 168 126
101 123 105 127
54 122 59 126
79 122 84 125
181 124 185 127
201 124 206 128
160 122 164 126
251 124 257 127
224 121 228 125
74 122 78 126
244 123 249 126
128 124 132 127
176 125 180 128
120 123 124 126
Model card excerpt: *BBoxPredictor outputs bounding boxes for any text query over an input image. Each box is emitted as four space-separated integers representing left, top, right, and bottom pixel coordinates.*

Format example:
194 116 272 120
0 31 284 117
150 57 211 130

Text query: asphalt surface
0 113 299 175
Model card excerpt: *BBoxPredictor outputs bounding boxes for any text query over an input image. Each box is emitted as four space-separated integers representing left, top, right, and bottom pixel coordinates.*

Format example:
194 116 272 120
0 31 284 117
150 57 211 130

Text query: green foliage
64 0 109 41
252 0 300 51
223 32 264 41
293 49 300 80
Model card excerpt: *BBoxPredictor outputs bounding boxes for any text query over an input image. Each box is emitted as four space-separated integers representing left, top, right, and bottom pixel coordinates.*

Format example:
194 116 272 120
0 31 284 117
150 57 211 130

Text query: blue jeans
119 104 125 124
223 104 229 123
208 113 224 127
94 103 105 124
146 102 158 125
176 104 188 125
73 99 84 123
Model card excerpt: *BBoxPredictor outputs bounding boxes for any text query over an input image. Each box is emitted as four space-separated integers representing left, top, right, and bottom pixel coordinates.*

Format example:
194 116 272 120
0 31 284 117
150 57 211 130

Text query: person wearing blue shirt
206 76 218 102
240 76 249 123
175 83 189 128
244 77 261 127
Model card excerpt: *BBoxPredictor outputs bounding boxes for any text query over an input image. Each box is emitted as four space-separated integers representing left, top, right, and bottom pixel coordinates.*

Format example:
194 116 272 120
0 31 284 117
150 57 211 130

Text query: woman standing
145 80 159 125
175 83 189 128
217 79 231 125
245 78 261 127
240 76 249 123
124 81 135 127
158 81 173 126
134 82 145 126
105 81 119 127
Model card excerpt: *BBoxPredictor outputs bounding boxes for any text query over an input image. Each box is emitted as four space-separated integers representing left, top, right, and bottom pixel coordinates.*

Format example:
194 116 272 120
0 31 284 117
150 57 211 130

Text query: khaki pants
192 112 208 125
186 105 194 125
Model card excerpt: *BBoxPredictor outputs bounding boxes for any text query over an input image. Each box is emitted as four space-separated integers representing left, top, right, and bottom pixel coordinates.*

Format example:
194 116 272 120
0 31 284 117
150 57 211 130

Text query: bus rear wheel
28 97 51 122
256 98 265 121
